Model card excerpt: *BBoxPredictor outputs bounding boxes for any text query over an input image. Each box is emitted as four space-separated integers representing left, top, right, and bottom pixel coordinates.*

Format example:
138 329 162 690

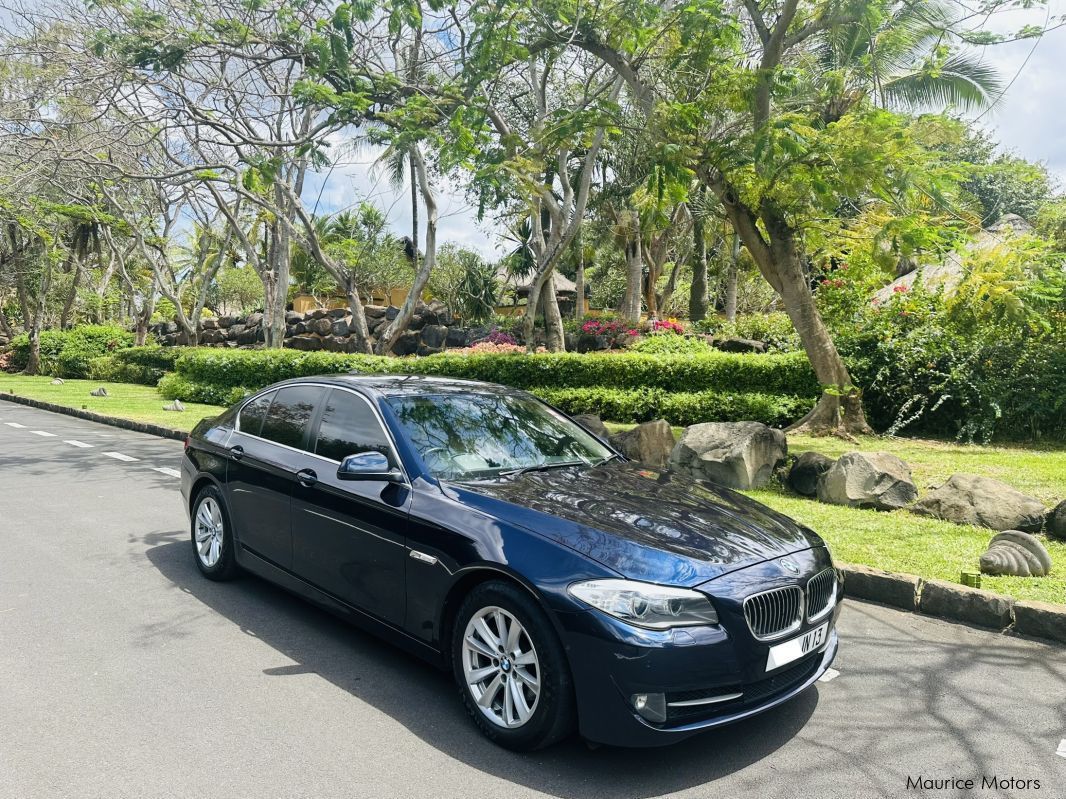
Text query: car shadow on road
144 532 819 798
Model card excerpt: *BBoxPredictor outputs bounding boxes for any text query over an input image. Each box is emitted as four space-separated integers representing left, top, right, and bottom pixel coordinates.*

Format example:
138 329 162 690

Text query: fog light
631 692 667 723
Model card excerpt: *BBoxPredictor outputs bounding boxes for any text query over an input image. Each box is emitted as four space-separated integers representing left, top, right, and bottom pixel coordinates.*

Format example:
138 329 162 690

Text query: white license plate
766 622 828 671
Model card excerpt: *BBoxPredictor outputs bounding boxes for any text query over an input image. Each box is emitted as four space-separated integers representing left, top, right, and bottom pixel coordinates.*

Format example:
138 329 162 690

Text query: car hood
448 461 823 587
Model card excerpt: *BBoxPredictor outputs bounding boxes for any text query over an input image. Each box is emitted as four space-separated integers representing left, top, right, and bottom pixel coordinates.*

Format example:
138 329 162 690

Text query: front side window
386 392 612 480
314 389 392 462
260 385 321 450
237 390 275 437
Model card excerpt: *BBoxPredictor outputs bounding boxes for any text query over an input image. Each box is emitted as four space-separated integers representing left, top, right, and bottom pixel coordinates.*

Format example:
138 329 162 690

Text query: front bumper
558 564 842 747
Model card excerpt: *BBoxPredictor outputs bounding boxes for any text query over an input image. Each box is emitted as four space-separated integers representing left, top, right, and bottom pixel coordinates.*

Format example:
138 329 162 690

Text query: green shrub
700 312 801 352
533 387 810 427
158 373 252 406
161 347 818 427
87 346 182 386
10 325 135 377
630 333 713 355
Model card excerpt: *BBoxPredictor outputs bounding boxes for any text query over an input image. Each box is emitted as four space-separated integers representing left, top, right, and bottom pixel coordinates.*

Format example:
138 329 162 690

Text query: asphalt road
1 399 1064 799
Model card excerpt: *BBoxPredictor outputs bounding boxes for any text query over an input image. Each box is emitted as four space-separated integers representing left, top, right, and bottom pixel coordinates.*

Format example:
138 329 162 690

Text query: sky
310 4 1066 256
971 3 1066 185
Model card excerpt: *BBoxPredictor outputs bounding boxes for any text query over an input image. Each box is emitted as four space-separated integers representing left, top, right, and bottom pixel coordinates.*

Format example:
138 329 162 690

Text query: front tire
191 485 239 581
452 581 575 751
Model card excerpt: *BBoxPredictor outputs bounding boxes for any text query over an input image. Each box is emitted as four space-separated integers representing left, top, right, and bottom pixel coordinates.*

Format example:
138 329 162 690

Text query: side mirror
337 451 405 483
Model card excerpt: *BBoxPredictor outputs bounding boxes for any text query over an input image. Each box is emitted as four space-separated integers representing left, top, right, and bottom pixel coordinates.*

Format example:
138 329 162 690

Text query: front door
291 388 409 626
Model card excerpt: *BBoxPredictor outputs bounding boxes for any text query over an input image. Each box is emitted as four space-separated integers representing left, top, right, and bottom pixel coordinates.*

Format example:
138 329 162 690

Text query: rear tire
191 485 239 581
452 580 575 751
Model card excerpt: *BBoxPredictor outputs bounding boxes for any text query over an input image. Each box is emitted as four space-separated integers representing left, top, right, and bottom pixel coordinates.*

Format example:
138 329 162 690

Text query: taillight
184 436 191 453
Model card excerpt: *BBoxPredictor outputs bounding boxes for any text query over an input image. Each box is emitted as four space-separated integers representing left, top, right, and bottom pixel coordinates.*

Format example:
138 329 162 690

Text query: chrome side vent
743 585 803 641
806 569 837 622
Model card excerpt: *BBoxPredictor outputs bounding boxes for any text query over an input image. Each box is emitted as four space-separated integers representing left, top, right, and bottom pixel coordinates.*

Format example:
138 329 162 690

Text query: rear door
290 388 410 626
226 385 323 570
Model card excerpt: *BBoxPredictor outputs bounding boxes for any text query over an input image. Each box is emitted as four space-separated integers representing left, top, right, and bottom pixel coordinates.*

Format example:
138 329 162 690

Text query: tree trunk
573 240 585 320
706 171 870 435
689 213 709 323
60 259 82 330
724 232 740 322
539 277 565 351
620 213 643 325
376 147 437 355
657 261 682 316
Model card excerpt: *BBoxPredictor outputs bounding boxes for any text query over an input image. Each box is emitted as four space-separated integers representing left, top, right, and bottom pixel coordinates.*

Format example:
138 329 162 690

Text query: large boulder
202 318 218 330
364 305 387 320
576 333 611 353
912 474 1045 532
285 310 304 324
330 318 350 337
713 337 767 354
200 329 225 345
610 420 676 469
217 316 236 329
286 335 322 351
816 452 917 511
668 422 787 490
573 414 610 441
1045 500 1066 541
244 312 264 328
308 317 333 336
979 530 1052 577
420 324 449 350
446 327 475 348
788 451 834 497
390 330 421 356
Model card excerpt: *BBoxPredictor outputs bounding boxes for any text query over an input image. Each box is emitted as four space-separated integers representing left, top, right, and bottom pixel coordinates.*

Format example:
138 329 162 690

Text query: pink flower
893 284 908 294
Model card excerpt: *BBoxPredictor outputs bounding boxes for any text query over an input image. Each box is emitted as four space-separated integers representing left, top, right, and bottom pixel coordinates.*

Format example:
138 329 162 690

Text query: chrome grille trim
743 585 803 641
806 569 837 622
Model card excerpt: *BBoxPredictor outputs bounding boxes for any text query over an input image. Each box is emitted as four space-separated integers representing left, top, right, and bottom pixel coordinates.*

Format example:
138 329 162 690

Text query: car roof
274 373 513 399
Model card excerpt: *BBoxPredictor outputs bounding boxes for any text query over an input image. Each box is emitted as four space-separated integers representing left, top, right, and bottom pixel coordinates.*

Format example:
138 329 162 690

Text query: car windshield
385 392 613 480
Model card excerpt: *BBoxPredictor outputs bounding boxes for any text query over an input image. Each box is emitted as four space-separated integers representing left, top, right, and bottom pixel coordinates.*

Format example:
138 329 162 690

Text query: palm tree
813 0 1002 122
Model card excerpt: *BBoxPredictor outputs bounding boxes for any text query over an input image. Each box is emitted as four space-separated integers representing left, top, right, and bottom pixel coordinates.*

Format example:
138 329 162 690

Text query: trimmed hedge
88 346 184 386
169 347 819 396
159 346 818 427
532 387 811 427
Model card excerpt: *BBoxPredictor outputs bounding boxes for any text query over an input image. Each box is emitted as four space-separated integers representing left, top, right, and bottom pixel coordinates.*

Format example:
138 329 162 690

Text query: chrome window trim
231 382 410 484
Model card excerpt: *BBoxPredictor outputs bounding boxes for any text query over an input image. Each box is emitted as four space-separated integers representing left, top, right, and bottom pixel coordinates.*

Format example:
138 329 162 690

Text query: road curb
0 392 187 441
1013 601 1066 645
840 562 1065 646
839 563 919 611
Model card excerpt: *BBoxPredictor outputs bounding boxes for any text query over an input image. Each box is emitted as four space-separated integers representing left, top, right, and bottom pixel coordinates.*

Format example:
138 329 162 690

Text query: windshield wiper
501 460 588 478
594 453 624 467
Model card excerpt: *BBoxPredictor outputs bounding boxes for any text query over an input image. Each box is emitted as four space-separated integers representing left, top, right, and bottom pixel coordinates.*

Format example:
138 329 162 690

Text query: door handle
228 445 244 461
296 468 318 488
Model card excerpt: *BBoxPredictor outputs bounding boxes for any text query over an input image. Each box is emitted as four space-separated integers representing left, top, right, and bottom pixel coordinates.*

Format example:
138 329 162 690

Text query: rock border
0 392 187 442
839 561 1066 646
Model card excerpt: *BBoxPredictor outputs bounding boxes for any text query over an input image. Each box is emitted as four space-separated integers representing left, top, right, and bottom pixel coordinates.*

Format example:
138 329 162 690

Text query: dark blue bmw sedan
180 374 840 750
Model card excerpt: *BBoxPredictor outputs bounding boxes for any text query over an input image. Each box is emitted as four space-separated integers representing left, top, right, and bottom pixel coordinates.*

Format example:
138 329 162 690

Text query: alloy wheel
461 606 541 729
194 496 224 568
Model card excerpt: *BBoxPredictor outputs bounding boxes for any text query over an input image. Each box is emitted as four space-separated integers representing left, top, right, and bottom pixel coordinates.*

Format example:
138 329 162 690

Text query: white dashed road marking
65 440 93 448
818 668 840 683
30 430 56 437
152 467 181 478
102 452 139 462
5 422 26 428
1057 739 1066 759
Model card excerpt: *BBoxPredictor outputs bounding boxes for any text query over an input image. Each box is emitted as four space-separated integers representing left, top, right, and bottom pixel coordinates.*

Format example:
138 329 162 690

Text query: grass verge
0 374 223 432
746 488 1066 605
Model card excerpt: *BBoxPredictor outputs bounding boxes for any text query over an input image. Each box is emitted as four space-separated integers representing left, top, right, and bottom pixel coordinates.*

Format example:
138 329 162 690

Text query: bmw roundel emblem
781 559 800 574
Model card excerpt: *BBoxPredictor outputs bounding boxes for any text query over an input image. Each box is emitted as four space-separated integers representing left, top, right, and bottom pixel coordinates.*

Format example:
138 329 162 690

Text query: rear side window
314 389 391 462
237 390 275 437
260 385 322 450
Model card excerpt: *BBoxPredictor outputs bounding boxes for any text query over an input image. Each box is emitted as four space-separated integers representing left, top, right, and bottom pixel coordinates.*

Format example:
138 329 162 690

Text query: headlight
567 579 719 629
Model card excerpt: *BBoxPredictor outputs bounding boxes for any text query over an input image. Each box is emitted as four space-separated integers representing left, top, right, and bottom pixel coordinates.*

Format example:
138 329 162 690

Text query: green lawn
0 374 223 432
745 489 1066 605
